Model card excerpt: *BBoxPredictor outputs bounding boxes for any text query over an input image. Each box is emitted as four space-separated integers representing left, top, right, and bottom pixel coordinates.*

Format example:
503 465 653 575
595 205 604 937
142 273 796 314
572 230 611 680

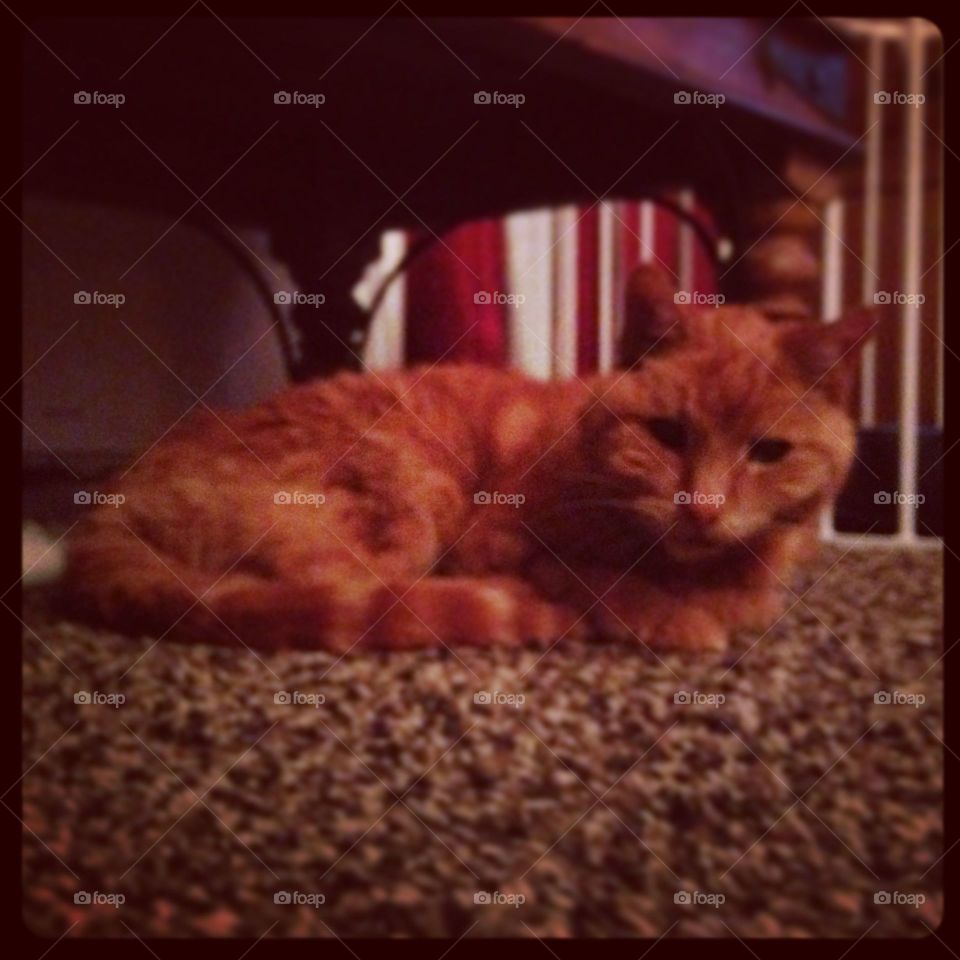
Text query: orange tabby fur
65 270 874 654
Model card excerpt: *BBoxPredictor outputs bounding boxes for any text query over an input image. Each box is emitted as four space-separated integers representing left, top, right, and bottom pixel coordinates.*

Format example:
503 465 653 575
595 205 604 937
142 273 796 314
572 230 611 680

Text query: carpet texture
22 545 942 939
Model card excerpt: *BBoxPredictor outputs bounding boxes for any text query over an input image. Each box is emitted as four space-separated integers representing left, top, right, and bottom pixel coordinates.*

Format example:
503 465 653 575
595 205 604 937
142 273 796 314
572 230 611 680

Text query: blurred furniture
23 16 859 378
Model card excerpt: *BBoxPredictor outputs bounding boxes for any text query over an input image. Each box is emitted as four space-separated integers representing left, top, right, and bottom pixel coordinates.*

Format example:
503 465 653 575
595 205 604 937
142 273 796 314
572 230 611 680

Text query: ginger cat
65 267 874 654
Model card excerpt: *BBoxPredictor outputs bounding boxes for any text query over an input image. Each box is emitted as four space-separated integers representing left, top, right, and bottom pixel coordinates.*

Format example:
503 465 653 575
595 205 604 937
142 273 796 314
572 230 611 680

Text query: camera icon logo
874 291 892 304
674 91 691 105
874 492 892 504
274 291 291 305
473 491 492 505
274 891 292 904
874 92 892 104
74 491 92 505
74 91 91 104
274 491 292 505
74 291 92 305
274 691 291 704
74 891 92 904
274 91 291 104
673 691 690 704
474 891 492 903
674 891 691 904
874 691 891 705
674 491 691 504
673 291 691 304
474 691 492 705
874 891 891 904
74 691 92 704
474 291 492 304
474 92 492 104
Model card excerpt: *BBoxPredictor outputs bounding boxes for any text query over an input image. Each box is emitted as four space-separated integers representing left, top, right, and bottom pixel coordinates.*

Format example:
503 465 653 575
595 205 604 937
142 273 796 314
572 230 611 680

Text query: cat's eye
749 438 793 464
646 417 688 451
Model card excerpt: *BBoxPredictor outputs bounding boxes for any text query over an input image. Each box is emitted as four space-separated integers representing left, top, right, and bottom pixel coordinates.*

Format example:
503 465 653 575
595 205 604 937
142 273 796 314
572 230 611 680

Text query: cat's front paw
594 606 728 653
651 609 729 653
366 576 588 650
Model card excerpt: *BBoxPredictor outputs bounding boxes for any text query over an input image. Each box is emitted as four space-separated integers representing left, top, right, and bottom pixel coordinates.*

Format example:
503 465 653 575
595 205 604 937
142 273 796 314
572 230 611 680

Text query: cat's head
581 266 876 561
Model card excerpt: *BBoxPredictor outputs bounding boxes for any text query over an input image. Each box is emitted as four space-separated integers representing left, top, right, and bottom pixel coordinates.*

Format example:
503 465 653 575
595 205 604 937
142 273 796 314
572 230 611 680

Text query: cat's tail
65 520 582 652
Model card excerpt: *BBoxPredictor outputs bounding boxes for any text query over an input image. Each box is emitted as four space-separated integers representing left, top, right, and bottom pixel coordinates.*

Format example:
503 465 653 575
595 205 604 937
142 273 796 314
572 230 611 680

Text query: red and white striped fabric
363 198 718 377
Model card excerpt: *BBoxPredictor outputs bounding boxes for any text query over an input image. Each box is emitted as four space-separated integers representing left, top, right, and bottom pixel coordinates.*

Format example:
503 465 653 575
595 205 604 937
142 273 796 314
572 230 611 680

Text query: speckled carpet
21 544 942 939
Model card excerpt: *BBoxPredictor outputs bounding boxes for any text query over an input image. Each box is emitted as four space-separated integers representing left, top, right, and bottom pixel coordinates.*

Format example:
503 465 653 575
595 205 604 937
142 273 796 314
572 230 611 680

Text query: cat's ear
779 307 877 401
619 264 685 366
